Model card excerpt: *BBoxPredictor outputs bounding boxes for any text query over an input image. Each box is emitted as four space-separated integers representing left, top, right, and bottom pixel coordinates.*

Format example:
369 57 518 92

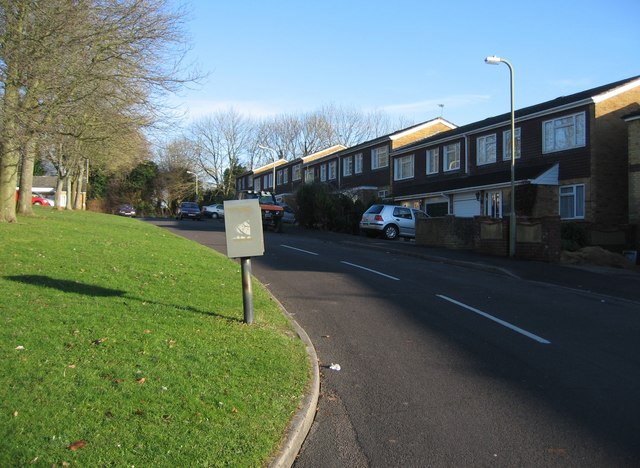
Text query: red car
15 191 51 206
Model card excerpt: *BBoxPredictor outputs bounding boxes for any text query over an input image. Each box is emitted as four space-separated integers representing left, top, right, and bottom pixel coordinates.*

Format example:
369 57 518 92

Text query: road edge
268 296 320 468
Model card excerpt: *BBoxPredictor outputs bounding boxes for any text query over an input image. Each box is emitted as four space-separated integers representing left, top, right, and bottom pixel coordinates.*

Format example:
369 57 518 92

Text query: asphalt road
147 218 640 467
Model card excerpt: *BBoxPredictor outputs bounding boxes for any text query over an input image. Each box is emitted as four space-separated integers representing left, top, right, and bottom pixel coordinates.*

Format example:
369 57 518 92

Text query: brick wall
592 87 640 225
628 118 640 225
417 215 561 261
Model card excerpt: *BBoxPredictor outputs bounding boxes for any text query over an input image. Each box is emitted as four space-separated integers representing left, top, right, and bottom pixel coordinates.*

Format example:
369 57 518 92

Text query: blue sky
173 0 640 129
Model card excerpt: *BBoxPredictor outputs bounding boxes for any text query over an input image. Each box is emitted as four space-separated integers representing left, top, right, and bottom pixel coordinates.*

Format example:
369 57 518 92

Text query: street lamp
186 170 199 201
485 55 516 258
258 145 278 195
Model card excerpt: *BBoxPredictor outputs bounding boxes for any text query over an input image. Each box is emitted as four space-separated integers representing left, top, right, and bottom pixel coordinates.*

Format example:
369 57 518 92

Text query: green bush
295 183 372 234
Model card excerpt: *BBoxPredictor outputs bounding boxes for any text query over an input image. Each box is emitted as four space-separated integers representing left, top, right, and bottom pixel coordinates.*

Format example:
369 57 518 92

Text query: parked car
176 201 202 221
117 204 136 217
359 204 429 240
281 205 296 224
202 203 224 219
237 190 284 232
15 191 51 206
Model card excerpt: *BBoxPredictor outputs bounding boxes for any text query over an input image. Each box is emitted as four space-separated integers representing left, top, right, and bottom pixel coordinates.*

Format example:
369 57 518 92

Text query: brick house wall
591 87 640 226
627 116 640 225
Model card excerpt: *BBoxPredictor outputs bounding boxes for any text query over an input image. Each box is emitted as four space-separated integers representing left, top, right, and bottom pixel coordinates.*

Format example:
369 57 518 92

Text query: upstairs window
292 164 301 181
394 154 414 181
543 112 586 153
355 153 363 174
343 156 353 177
320 164 327 182
276 169 282 186
444 143 460 171
371 146 389 170
503 128 522 160
328 161 337 180
282 169 288 184
477 134 497 165
305 168 314 183
426 148 439 174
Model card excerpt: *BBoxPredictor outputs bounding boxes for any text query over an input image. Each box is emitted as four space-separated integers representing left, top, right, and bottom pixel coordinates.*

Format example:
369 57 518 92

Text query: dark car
117 204 136 217
176 202 202 221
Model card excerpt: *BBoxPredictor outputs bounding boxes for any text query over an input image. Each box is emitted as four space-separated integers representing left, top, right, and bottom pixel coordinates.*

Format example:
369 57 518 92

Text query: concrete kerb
268 295 320 468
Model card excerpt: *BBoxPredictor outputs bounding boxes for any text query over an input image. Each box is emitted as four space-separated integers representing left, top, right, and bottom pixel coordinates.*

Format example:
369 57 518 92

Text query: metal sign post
223 199 265 324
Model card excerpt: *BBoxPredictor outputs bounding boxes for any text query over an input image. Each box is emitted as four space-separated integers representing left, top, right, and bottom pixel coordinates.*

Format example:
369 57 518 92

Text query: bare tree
189 109 252 198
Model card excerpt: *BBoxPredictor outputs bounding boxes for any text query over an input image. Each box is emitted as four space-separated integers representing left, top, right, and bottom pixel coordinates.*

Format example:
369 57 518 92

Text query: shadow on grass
5 274 242 323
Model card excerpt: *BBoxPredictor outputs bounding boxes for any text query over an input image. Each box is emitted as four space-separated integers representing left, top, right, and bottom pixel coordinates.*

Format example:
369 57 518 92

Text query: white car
202 204 224 219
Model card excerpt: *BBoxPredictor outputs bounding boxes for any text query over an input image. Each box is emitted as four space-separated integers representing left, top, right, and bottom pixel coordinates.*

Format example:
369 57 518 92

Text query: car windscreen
365 205 384 214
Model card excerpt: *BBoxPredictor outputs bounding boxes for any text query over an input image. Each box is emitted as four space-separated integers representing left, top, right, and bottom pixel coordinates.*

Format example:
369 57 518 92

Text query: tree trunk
0 84 22 223
73 163 85 210
17 138 36 216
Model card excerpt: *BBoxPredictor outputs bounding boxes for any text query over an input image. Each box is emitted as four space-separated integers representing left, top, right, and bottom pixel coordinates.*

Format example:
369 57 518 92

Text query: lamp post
186 170 199 201
485 55 516 258
258 145 278 195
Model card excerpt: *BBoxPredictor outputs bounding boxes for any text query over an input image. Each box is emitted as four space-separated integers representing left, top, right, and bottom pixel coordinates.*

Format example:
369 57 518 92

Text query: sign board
224 199 264 258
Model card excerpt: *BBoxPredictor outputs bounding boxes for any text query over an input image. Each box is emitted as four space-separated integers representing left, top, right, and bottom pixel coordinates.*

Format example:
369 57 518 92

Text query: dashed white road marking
436 294 551 344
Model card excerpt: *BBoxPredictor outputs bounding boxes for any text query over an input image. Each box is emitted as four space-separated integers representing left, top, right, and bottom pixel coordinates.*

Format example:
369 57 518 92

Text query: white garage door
453 193 480 218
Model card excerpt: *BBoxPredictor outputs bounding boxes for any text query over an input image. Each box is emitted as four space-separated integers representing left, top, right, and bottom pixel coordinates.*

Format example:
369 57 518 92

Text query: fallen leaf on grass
68 440 86 451
92 337 108 345
114 378 124 384
12 411 18 417
143 329 152 334
232 407 238 413
68 364 76 369
166 339 177 348
136 377 146 384
15 345 25 350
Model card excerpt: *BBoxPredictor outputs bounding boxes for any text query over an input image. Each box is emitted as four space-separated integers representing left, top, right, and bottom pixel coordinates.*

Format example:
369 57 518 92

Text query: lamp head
485 55 502 65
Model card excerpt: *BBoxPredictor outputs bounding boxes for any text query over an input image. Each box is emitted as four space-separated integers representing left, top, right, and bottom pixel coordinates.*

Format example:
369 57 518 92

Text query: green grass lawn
0 208 309 467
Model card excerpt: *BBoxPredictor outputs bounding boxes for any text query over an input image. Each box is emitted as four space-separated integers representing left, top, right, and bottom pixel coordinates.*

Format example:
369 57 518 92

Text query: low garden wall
416 215 562 262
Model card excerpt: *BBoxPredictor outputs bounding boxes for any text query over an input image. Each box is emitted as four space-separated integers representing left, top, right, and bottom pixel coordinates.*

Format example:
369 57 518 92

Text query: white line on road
281 244 319 256
436 294 551 344
341 261 400 281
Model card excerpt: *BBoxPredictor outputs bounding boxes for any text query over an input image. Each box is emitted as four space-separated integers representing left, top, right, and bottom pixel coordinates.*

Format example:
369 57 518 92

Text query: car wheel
34 202 42 206
383 224 399 240
212 213 219 219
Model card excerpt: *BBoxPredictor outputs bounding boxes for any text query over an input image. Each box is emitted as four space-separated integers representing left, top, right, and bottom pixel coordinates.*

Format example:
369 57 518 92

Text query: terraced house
236 75 640 254
390 75 640 252
236 118 456 203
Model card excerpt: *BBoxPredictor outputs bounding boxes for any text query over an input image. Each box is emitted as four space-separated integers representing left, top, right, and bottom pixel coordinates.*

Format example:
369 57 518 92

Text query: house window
343 156 353 177
543 112 586 153
503 128 521 160
426 148 439 174
560 184 585 219
355 153 363 174
477 134 496 165
253 178 261 191
283 169 288 184
265 173 273 190
328 161 337 180
320 164 327 182
292 164 301 181
371 146 389 170
276 170 282 186
444 143 460 171
394 154 414 181
305 168 314 183
483 190 503 218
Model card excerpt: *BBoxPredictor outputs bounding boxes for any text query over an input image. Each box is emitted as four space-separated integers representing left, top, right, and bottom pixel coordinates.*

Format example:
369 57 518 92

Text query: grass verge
0 208 309 467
